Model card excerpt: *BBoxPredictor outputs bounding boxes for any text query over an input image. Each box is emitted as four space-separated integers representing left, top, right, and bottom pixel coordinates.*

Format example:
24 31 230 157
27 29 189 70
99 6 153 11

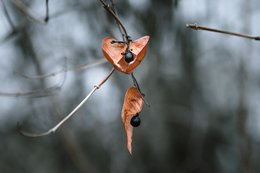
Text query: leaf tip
127 143 132 155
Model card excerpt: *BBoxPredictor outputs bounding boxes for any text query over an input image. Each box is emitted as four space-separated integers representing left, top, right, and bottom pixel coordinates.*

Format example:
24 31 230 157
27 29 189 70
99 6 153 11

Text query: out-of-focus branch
48 100 99 173
237 0 252 172
0 86 60 97
58 128 99 173
0 3 92 44
44 0 49 22
186 23 260 41
18 58 107 79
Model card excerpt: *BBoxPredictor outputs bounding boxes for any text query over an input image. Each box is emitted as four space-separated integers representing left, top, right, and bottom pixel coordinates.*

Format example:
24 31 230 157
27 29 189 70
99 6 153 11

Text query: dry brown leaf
121 86 144 154
102 36 149 74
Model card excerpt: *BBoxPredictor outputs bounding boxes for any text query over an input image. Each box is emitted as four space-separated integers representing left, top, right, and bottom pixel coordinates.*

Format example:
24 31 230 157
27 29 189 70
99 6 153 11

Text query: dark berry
130 114 141 127
124 50 134 63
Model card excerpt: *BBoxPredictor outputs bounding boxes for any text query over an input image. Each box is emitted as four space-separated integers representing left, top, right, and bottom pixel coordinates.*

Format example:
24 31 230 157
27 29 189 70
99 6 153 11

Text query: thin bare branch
99 0 130 43
18 58 107 79
0 67 66 98
186 23 260 41
109 0 125 41
18 67 115 137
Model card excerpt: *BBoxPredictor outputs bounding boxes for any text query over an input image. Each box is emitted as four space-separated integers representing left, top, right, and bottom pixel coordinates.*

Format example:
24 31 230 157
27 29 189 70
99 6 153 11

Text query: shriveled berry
130 114 141 127
124 50 134 63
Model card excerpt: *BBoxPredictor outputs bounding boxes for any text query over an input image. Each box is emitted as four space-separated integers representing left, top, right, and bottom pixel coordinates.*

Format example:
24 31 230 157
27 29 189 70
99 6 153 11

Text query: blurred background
0 0 260 172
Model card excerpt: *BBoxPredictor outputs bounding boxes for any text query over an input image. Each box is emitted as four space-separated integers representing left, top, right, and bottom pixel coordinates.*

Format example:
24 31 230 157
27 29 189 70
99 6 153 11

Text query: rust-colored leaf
121 86 144 154
102 36 149 74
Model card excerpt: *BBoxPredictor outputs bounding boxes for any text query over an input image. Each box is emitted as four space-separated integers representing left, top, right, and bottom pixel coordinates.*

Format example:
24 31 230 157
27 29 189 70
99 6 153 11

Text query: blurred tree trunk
238 0 252 172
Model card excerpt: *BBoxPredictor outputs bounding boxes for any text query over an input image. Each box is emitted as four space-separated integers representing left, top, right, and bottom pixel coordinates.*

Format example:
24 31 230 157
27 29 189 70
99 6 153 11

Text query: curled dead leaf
102 36 149 74
121 86 144 154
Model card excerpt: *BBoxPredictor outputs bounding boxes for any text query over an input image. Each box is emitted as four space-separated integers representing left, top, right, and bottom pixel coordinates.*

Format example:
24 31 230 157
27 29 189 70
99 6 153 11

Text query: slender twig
18 68 115 137
186 23 260 41
109 0 125 41
1 0 15 29
44 0 49 22
18 58 107 79
99 0 130 43
0 56 67 98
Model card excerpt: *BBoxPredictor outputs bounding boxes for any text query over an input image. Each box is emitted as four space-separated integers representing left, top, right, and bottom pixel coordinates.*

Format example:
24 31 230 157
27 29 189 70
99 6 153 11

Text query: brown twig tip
186 23 260 41
186 23 199 30
255 37 260 41
44 0 49 22
44 16 49 22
